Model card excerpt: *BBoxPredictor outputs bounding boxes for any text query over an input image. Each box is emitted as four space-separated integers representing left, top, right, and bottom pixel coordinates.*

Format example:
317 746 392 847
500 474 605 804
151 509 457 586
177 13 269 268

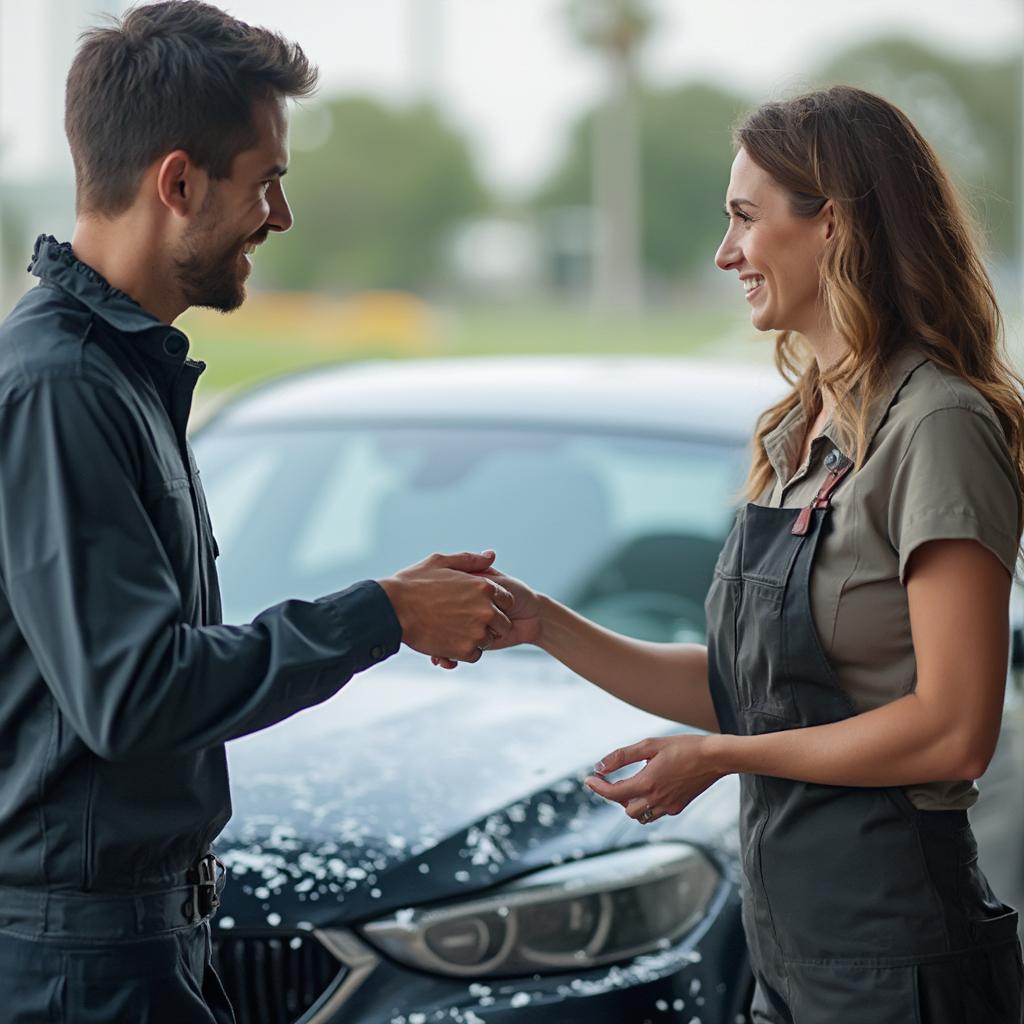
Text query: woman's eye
722 208 752 224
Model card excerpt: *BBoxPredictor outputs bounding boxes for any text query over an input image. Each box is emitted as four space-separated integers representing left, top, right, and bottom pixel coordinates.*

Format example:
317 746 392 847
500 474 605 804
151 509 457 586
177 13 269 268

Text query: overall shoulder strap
791 457 853 536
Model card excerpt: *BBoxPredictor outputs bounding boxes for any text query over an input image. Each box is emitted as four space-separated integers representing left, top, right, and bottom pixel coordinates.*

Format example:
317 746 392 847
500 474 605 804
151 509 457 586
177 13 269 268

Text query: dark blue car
192 356 1024 1024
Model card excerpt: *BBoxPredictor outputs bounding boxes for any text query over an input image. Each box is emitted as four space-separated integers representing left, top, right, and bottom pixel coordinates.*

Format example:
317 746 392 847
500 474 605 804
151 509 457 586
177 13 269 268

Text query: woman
440 86 1024 1020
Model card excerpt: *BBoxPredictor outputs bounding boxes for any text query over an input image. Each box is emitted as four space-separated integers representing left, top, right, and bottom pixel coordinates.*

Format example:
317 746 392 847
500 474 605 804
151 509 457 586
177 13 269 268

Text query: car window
194 425 745 643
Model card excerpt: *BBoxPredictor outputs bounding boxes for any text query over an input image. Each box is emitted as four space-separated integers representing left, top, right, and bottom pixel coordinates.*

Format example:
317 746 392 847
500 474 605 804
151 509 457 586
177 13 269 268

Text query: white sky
221 0 1024 194
1 0 1022 193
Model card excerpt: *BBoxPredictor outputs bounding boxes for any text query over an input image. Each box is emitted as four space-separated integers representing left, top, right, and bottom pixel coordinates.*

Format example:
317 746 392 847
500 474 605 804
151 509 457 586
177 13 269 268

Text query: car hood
215 651 738 929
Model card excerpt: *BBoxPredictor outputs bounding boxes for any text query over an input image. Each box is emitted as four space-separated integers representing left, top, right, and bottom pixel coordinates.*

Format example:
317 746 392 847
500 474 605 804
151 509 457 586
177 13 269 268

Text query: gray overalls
705 453 1024 1023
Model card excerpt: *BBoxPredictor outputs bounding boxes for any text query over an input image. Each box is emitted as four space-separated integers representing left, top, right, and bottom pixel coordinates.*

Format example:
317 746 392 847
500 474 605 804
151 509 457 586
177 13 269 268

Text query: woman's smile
741 273 765 302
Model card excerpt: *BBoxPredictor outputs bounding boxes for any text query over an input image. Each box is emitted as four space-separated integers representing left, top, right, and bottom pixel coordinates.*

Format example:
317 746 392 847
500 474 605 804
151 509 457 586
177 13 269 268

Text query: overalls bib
705 454 1024 1023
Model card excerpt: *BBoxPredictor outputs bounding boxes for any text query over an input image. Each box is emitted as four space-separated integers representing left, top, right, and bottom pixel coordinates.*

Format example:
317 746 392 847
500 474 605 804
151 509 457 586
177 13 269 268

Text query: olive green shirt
762 345 1021 810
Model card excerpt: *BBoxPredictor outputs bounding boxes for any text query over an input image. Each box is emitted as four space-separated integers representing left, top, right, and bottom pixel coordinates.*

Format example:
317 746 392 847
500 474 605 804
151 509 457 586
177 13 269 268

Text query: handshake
377 550 539 666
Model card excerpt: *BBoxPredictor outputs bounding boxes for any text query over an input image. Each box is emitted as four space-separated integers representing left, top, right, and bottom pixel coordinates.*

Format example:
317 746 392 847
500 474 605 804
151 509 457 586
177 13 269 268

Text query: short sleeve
888 406 1021 584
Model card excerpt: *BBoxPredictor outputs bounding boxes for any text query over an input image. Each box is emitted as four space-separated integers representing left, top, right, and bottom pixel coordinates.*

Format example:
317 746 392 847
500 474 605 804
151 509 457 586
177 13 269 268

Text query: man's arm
0 375 507 760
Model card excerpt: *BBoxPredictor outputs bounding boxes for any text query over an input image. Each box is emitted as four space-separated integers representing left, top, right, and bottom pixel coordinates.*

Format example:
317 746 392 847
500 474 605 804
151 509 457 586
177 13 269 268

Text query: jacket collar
761 343 930 479
28 234 195 368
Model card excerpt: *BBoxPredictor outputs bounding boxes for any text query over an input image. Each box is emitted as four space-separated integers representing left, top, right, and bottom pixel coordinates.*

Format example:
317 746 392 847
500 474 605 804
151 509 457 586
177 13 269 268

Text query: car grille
211 929 347 1024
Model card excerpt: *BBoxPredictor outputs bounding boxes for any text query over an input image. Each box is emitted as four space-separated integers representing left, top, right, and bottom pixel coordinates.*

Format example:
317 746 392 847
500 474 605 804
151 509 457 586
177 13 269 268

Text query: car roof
206 355 787 442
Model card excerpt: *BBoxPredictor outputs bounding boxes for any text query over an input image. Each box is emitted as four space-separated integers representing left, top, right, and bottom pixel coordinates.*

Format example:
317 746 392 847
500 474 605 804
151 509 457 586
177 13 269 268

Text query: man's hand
431 568 543 670
378 551 515 664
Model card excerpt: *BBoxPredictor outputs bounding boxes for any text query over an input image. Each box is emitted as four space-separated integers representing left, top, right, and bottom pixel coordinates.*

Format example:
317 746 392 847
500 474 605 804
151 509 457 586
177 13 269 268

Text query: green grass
178 294 1024 424
181 295 752 403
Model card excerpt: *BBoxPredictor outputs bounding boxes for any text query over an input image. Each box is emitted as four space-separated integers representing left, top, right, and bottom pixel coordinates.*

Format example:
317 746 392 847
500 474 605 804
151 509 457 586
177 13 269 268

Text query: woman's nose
715 229 741 272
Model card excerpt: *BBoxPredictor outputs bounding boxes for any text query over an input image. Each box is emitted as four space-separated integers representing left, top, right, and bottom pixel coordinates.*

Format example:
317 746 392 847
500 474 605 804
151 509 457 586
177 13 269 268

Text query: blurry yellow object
184 290 435 354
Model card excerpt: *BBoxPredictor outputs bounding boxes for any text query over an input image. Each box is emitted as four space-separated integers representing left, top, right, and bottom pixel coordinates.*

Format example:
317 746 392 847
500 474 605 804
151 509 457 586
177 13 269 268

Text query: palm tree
566 0 654 314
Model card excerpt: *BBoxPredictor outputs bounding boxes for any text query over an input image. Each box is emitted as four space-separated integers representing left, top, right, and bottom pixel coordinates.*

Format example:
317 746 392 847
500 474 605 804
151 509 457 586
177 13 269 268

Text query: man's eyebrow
261 164 288 179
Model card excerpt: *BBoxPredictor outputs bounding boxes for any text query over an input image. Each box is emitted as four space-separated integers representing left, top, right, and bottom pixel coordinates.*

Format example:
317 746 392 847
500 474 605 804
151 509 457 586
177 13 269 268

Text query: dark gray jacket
0 236 401 893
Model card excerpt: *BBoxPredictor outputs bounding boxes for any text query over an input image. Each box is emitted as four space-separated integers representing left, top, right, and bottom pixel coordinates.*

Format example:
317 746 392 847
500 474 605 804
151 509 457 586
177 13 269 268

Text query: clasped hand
378 551 519 664
429 566 541 669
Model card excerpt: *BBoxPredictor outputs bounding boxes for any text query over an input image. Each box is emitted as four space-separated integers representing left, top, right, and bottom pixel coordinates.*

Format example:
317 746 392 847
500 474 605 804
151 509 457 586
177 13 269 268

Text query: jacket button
824 448 841 470
371 646 383 660
163 334 186 357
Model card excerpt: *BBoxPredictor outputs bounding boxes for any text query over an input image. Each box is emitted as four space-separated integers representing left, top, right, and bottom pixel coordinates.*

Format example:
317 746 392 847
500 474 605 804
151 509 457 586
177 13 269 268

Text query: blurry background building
0 0 1020 396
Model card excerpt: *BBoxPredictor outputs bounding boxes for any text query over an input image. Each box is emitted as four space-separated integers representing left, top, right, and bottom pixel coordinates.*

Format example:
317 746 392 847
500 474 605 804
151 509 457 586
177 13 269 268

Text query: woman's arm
435 571 720 732
537 595 719 732
707 538 1010 783
589 538 1011 816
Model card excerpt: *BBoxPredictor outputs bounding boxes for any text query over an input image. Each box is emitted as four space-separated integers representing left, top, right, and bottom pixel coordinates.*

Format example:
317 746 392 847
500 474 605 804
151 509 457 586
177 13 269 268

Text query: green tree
537 38 1020 287
815 38 1021 264
536 81 750 282
254 97 488 292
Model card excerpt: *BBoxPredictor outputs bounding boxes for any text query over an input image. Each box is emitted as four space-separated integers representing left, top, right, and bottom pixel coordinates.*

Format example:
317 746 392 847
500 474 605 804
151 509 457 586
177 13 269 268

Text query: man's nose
266 179 294 233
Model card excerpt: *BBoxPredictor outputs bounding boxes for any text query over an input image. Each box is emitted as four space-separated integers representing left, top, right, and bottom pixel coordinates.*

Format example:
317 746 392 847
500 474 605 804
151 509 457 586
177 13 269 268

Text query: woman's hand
584 734 722 823
431 568 543 669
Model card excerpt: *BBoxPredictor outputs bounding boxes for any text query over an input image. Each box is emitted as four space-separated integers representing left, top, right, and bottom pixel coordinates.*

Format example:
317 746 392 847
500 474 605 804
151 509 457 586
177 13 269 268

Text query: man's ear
155 150 204 218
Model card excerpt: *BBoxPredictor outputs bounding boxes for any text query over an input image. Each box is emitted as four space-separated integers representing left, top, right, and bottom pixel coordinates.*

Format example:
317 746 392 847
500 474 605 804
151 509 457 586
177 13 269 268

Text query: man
0 3 512 1020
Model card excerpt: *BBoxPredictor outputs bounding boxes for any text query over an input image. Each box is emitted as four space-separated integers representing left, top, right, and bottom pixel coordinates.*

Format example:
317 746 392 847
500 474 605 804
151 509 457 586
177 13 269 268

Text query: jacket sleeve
0 374 403 760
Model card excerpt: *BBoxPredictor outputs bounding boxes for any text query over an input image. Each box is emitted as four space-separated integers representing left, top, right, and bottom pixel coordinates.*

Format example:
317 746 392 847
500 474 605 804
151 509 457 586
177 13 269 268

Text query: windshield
194 424 744 644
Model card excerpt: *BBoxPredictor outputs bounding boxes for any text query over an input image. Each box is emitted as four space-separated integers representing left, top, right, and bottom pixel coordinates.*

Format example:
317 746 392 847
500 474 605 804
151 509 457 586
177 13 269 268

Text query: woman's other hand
584 735 722 823
431 568 543 669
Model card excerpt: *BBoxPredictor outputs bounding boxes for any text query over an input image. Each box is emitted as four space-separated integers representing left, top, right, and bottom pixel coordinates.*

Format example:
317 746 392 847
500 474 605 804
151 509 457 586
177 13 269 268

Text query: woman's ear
821 199 836 242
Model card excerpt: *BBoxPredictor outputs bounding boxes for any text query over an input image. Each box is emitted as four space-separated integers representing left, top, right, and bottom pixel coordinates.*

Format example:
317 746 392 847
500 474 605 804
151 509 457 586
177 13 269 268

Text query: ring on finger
638 806 655 825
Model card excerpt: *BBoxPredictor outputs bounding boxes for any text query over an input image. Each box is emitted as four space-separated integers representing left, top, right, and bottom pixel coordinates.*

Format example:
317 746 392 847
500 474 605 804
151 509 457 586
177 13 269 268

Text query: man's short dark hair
65 0 318 215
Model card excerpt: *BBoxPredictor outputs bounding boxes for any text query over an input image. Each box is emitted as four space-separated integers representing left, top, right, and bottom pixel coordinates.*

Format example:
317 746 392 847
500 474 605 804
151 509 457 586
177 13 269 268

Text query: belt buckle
183 853 225 924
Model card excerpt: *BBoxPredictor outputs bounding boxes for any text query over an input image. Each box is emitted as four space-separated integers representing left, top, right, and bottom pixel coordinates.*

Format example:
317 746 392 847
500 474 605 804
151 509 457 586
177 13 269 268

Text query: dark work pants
749 940 1024 1024
0 920 235 1024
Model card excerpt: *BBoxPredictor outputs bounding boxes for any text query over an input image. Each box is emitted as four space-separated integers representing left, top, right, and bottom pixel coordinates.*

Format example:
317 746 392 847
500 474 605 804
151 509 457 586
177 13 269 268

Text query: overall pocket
734 504 807 722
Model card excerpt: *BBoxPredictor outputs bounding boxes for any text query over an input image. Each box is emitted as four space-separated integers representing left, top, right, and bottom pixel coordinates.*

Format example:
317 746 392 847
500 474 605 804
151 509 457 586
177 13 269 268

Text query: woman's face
715 147 832 337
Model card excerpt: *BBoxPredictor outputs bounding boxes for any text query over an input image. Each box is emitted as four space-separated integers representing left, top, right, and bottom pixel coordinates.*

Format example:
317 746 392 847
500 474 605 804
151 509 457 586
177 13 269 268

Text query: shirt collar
27 234 194 368
762 400 805 484
761 343 930 479
860 343 930 446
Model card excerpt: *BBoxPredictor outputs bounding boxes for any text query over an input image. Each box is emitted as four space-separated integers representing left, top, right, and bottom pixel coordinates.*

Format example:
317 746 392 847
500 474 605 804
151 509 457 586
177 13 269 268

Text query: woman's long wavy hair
738 86 1024 528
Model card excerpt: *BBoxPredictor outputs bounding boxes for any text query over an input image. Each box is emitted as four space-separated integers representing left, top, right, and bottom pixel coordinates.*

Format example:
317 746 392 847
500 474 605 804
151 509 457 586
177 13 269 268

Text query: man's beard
174 197 265 314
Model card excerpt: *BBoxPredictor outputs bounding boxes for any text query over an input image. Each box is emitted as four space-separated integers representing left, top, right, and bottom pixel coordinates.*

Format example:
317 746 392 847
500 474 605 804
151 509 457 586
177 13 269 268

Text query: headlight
360 843 719 977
